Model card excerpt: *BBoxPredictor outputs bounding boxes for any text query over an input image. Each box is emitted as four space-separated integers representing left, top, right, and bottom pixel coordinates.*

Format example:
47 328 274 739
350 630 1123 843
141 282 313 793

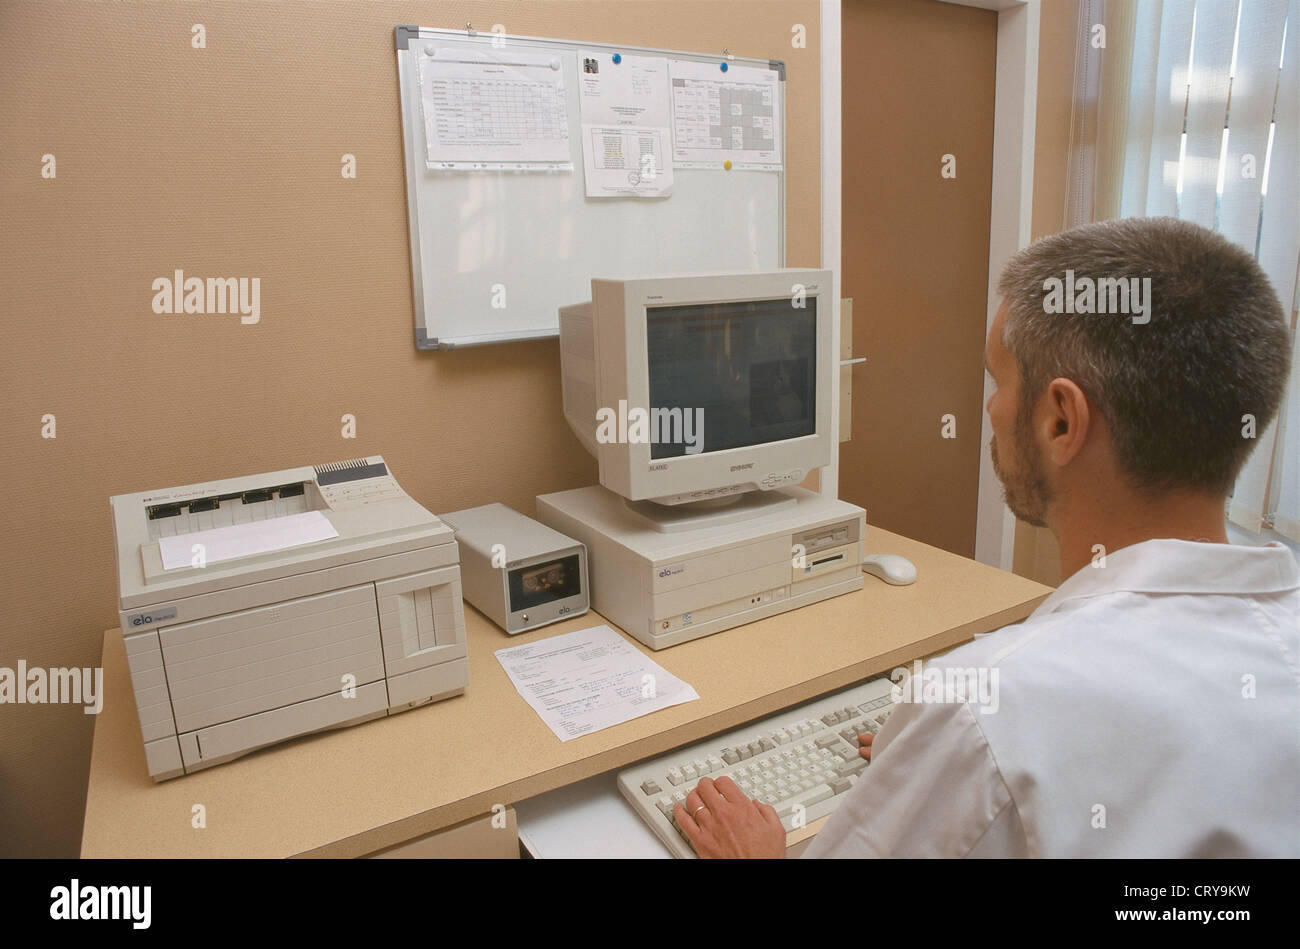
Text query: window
1067 0 1299 543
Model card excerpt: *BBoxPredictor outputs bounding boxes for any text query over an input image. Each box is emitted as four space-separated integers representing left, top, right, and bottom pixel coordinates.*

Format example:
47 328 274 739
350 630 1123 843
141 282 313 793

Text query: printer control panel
314 458 407 510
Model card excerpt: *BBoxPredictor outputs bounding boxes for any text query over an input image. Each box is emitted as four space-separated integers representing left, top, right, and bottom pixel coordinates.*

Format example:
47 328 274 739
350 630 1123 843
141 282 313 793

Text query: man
675 217 1299 858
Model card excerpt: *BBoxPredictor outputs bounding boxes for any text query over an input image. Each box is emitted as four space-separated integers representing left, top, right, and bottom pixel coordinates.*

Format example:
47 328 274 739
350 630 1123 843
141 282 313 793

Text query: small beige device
440 503 588 634
110 455 468 781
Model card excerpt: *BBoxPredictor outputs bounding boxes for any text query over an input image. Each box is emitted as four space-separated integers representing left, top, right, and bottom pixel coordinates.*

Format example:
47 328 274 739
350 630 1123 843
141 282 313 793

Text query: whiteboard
394 26 786 350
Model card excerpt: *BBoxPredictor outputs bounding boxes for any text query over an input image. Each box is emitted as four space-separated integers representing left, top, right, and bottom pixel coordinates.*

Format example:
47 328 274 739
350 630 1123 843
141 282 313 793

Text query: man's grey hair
997 217 1292 495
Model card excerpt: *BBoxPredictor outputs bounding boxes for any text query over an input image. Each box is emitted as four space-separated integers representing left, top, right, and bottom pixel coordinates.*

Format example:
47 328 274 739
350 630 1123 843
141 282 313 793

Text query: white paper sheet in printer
110 455 468 781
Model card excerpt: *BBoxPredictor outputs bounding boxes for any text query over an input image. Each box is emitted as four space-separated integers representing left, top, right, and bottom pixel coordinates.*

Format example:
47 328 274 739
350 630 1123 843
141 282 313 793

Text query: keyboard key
641 780 662 796
721 748 740 765
682 764 697 781
667 768 684 786
758 738 776 752
836 757 868 777
829 778 853 795
801 784 833 807
815 735 841 749
705 756 723 772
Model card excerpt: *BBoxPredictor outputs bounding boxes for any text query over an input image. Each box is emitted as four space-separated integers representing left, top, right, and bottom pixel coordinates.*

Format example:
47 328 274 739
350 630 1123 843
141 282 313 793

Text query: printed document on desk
495 625 698 741
418 47 573 171
578 52 673 197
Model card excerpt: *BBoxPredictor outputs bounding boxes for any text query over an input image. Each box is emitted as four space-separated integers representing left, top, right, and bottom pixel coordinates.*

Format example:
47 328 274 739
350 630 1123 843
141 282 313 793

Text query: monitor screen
646 298 817 459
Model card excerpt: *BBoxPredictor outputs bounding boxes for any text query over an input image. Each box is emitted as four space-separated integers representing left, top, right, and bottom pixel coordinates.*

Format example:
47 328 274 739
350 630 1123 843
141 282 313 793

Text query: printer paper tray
177 680 391 771
167 658 469 776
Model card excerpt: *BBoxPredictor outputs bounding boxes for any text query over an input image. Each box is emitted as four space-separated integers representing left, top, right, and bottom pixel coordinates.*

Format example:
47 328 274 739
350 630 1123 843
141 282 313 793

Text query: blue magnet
720 61 728 72
612 53 622 64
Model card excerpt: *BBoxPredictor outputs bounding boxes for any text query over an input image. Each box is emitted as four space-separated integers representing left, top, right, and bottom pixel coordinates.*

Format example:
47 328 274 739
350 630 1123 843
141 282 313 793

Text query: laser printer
110 455 467 781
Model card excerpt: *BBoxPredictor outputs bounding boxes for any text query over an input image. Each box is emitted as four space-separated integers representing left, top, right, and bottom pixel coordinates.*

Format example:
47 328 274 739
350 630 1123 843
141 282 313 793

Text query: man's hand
859 732 875 760
673 775 786 859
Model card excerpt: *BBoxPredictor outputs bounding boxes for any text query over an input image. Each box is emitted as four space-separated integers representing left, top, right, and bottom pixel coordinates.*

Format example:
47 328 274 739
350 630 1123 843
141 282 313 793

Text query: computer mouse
862 554 917 586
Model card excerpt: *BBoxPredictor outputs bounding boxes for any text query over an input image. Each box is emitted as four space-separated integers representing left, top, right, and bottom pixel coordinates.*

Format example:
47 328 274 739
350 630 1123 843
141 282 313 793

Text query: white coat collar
1031 539 1300 617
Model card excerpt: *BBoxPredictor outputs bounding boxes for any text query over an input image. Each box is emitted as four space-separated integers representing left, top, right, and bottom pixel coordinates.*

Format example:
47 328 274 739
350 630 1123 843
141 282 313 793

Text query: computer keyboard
616 677 896 857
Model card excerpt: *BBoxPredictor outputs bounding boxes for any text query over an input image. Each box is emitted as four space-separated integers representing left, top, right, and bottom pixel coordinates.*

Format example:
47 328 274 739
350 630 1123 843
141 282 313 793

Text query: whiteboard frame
395 25 787 350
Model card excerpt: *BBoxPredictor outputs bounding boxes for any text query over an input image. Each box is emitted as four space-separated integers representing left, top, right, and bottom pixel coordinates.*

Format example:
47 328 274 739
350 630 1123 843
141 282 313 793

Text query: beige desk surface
81 526 1051 858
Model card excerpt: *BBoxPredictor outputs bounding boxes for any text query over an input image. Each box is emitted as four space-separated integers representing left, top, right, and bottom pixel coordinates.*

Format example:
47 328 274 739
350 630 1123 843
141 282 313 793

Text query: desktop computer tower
537 485 865 649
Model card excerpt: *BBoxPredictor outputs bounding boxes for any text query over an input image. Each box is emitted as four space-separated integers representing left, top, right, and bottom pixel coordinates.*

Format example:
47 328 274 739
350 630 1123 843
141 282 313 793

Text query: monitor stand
622 490 798 534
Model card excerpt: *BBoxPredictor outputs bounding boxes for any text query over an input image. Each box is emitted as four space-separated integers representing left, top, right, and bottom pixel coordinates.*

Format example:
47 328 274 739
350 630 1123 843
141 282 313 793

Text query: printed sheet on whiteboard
418 47 574 170
578 52 674 197
669 60 782 170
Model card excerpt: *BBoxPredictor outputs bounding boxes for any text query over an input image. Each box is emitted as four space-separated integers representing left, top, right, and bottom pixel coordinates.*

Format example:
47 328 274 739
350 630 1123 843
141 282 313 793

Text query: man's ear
1041 377 1091 468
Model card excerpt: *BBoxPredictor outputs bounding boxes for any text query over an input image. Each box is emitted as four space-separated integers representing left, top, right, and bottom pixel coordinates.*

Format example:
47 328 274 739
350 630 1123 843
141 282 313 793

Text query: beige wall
0 0 820 857
839 0 998 557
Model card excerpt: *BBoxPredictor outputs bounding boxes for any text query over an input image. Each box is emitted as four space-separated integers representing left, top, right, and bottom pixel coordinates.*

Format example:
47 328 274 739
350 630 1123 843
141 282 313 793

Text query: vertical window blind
1068 0 1299 541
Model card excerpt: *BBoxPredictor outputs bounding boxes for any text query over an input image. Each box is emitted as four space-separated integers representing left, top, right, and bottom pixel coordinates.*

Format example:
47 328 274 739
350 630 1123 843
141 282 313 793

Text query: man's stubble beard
990 411 1054 529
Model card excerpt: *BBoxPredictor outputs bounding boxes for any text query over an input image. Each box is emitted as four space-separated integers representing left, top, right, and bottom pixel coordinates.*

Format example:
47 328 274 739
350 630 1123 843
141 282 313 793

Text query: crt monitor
559 269 833 507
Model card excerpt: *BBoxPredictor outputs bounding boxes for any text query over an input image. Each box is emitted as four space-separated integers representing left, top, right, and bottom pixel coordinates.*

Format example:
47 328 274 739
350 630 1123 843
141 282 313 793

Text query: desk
80 526 1051 858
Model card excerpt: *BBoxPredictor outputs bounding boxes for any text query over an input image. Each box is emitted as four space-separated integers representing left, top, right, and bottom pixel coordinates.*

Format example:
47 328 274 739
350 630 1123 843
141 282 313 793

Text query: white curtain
1071 0 1300 541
